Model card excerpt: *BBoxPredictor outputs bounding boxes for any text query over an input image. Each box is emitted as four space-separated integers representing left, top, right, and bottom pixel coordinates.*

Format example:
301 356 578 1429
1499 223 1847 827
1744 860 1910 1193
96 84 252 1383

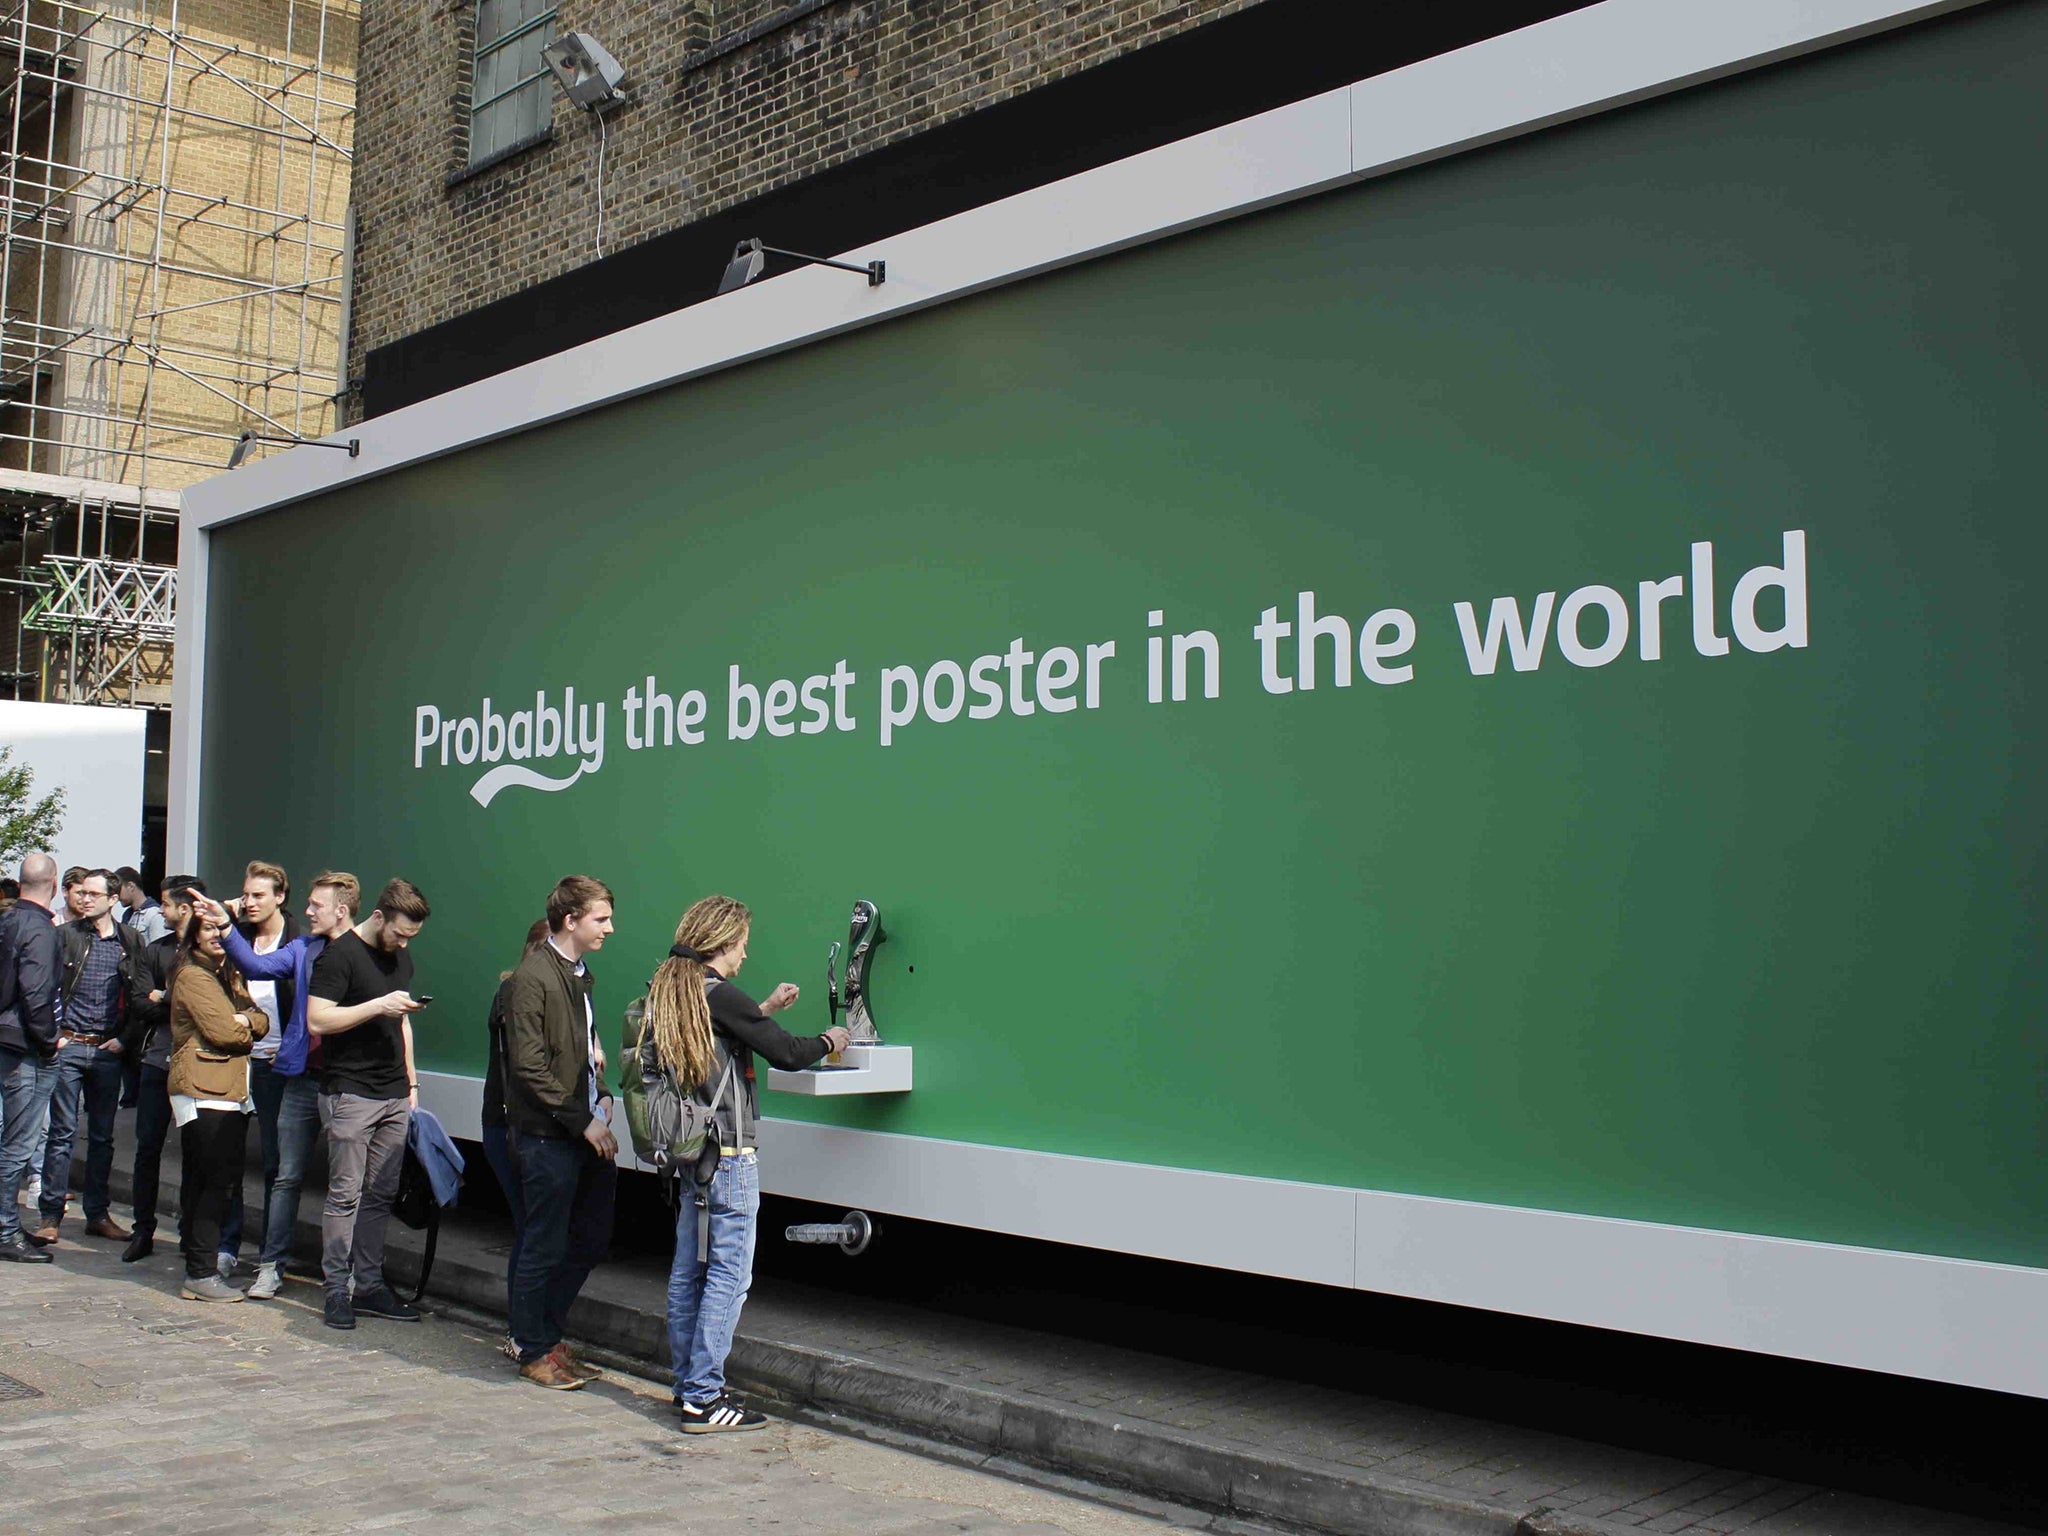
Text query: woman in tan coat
167 908 267 1302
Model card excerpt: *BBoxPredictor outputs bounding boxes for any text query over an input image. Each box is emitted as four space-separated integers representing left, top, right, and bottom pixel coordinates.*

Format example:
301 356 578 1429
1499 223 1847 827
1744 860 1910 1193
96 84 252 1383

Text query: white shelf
766 1044 913 1096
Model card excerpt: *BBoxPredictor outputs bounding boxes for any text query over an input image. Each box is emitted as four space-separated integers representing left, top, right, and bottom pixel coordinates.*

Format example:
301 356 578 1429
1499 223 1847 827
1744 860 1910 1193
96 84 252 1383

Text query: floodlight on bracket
540 32 629 259
540 32 627 110
717 238 886 296
227 430 361 469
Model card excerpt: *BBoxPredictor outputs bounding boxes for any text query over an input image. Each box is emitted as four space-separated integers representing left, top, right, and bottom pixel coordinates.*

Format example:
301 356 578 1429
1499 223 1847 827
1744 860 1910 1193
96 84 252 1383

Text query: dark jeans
508 1128 616 1362
41 1038 122 1224
178 1108 249 1280
480 1124 526 1319
221 1056 292 1261
131 1064 173 1235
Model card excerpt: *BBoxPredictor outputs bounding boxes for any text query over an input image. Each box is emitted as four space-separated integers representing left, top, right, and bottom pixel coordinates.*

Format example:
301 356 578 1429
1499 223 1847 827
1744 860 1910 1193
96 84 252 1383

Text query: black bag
391 1142 441 1306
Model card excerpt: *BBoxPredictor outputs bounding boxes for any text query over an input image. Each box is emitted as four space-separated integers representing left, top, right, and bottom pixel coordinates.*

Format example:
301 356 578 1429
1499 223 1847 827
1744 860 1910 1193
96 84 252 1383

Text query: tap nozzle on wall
784 1210 873 1255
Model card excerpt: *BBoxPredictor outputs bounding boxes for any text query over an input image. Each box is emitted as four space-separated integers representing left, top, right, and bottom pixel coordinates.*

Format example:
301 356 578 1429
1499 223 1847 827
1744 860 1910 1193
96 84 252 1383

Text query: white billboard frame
170 0 2048 1396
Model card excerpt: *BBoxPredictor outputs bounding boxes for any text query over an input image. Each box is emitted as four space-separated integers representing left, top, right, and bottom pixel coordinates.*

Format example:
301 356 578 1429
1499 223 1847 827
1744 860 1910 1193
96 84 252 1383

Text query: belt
57 1032 111 1047
718 1147 757 1157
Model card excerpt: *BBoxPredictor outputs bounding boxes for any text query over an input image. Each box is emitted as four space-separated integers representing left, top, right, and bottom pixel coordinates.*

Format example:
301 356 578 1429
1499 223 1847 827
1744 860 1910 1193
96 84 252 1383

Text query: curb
95 1161 1636 1536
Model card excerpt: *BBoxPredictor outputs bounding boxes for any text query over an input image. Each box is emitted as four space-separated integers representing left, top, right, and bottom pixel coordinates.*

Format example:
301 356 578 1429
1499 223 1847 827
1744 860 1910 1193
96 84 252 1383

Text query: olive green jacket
503 939 605 1141
167 951 267 1102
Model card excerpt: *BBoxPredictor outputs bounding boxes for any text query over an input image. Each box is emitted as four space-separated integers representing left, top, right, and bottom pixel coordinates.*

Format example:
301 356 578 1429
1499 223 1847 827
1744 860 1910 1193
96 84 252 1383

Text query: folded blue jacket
407 1107 465 1208
217 928 327 1078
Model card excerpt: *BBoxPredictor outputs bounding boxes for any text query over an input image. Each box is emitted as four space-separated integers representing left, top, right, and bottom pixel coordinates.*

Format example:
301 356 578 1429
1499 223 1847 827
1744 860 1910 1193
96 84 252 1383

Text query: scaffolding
0 0 356 705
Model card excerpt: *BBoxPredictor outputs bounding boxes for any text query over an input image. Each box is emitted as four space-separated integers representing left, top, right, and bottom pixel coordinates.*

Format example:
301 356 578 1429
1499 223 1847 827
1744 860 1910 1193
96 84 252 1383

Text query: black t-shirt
309 929 415 1099
704 977 830 1148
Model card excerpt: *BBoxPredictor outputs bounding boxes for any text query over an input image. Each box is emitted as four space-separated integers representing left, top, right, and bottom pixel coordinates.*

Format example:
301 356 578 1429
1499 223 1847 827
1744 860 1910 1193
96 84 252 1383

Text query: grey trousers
320 1092 410 1298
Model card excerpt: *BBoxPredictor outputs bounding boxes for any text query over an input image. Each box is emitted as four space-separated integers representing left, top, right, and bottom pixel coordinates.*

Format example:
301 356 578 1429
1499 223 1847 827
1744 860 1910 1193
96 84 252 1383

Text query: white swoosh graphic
469 760 588 807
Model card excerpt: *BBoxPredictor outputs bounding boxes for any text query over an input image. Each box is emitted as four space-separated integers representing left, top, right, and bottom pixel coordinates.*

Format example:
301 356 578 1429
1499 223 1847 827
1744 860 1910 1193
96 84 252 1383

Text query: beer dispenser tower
770 898 912 1095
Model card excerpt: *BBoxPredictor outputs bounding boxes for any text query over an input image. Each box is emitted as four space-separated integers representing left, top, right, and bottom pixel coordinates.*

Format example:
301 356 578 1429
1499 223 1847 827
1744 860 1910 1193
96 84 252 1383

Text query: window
469 0 559 166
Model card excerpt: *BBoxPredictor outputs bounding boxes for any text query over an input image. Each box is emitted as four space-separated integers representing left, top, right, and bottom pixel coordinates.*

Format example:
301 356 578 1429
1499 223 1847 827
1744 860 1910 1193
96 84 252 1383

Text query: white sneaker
248 1262 283 1299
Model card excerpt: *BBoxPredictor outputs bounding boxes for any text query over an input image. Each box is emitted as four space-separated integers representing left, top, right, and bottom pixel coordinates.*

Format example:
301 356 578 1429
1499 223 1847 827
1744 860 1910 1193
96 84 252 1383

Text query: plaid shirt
64 931 124 1036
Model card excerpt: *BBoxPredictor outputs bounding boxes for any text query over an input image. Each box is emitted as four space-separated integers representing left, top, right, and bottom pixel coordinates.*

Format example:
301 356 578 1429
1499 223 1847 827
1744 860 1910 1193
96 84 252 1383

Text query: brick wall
346 1 1265 408
0 0 357 490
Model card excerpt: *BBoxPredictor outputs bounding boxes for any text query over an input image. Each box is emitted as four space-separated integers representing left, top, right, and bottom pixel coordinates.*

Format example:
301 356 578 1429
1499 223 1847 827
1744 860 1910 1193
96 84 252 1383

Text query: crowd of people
0 855 849 1434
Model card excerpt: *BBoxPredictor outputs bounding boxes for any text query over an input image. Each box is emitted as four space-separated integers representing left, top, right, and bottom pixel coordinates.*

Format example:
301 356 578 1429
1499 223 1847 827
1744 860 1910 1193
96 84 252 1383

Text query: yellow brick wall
3 0 358 490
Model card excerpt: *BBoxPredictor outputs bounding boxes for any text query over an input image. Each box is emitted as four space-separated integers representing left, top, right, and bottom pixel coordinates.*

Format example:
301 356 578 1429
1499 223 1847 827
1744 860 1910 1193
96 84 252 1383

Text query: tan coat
167 951 266 1101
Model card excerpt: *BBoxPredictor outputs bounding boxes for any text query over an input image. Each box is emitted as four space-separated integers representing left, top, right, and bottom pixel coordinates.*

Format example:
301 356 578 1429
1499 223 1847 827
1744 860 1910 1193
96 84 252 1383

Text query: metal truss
22 552 175 639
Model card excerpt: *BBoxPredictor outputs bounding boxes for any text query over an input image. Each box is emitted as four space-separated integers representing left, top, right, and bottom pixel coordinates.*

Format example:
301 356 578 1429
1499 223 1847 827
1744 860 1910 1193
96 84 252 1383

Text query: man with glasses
29 869 150 1246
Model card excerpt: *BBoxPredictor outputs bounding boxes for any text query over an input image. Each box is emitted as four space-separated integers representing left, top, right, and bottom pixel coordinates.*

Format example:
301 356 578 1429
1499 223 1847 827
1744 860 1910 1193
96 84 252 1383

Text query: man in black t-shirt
307 878 429 1331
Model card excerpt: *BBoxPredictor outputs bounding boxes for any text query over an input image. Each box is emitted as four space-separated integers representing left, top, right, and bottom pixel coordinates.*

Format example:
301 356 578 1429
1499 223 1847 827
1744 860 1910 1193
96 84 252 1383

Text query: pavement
12 1114 2034 1536
0 1245 1214 1536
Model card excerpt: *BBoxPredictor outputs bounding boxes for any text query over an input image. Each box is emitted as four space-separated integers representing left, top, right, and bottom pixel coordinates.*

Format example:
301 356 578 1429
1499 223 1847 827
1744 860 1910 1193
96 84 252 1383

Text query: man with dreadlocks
643 894 848 1433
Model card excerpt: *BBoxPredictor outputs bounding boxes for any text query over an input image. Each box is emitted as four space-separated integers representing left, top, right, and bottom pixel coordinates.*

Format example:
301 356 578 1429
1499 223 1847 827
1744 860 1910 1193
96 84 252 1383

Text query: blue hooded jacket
218 927 327 1078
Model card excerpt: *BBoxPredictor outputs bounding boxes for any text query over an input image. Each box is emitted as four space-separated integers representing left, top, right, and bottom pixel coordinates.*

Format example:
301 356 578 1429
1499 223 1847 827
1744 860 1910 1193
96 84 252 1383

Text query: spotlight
227 430 361 470
540 31 626 111
717 238 886 296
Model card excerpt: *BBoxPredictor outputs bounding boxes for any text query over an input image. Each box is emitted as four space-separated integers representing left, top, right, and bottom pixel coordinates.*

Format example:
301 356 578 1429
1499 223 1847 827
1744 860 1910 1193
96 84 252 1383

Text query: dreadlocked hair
642 895 751 1091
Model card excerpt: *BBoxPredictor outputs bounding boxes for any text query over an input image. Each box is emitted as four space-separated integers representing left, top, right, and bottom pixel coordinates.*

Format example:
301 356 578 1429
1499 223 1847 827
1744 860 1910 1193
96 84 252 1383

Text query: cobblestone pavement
0 1235 1204 1536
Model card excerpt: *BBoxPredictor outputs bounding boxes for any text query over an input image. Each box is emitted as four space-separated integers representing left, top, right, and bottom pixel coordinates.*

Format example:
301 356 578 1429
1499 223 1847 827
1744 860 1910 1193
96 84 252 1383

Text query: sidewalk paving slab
56 1113 2034 1536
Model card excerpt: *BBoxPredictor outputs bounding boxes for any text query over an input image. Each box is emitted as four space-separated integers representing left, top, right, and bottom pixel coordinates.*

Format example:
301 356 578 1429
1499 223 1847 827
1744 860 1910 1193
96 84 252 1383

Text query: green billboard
198 0 2045 1282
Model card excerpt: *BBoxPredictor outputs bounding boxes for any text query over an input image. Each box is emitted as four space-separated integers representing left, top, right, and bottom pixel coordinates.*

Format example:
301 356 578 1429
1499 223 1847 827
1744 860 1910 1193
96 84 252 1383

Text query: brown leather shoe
550 1343 602 1381
85 1215 132 1241
25 1219 58 1247
519 1352 585 1391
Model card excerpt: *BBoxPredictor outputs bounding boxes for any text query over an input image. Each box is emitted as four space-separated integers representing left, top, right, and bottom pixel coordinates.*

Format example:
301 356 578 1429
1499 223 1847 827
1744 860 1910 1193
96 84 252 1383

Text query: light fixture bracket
541 31 626 110
717 237 886 296
227 430 361 470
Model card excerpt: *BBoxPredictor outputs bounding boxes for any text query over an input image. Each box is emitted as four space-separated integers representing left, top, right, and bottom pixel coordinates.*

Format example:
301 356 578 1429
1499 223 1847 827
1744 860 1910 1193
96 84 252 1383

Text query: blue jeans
256 1073 323 1269
480 1125 526 1319
131 1063 173 1234
220 1056 286 1261
666 1152 760 1405
0 1046 59 1243
41 1039 122 1224
507 1128 616 1361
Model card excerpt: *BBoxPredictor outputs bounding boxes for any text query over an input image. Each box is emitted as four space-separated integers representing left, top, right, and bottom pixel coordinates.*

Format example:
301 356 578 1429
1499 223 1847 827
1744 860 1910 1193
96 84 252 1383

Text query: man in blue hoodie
197 870 359 1300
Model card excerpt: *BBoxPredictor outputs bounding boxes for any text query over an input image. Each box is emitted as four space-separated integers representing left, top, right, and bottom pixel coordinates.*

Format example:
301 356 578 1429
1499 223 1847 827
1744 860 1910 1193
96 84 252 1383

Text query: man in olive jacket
503 875 617 1390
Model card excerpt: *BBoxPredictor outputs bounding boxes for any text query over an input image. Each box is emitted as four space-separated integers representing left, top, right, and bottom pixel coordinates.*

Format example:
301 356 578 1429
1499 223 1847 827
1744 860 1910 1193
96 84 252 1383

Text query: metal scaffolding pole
0 0 357 705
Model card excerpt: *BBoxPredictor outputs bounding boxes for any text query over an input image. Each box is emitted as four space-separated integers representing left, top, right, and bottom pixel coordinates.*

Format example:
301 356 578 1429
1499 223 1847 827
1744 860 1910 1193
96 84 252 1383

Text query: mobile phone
414 994 434 1006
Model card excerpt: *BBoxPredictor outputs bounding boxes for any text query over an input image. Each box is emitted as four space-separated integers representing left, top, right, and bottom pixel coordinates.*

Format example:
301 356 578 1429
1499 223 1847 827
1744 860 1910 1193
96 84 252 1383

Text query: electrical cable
594 109 608 259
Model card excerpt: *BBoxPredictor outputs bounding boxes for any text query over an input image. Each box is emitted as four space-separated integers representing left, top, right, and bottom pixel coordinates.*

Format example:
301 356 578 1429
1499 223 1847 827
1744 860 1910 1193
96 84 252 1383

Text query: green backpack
620 984 737 1181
